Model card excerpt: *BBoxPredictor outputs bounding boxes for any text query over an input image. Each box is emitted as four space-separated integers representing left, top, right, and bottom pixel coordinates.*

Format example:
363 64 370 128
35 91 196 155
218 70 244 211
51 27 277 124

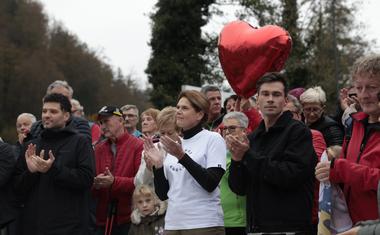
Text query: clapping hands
25 144 55 173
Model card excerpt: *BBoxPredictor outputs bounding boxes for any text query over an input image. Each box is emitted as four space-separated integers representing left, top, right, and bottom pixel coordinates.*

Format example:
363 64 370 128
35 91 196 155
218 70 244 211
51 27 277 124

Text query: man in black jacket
27 80 91 143
13 93 95 235
0 141 16 229
227 73 317 234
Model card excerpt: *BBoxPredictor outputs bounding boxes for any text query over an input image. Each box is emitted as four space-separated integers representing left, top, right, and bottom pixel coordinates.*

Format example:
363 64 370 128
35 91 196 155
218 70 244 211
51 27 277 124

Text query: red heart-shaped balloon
218 21 292 98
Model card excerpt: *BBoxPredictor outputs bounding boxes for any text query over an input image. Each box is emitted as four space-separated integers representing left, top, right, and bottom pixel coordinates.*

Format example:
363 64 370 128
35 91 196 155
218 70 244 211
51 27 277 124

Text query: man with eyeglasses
228 72 317 235
121 104 142 137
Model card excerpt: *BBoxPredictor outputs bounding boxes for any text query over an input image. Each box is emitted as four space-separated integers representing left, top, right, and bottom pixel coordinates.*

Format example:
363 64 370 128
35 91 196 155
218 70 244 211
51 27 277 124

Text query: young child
128 185 165 235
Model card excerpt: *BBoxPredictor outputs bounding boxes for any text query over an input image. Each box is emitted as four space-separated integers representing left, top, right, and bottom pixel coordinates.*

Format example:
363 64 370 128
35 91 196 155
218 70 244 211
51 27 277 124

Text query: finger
39 149 45 159
48 150 55 160
105 167 112 176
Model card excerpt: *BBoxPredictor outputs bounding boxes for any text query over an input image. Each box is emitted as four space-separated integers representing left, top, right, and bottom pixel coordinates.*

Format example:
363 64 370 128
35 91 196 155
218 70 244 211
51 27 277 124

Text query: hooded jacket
128 201 165 235
330 112 380 224
13 126 95 235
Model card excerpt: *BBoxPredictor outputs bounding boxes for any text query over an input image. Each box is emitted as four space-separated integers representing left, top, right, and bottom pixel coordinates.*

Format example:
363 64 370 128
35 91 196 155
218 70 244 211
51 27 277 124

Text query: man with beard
13 93 95 235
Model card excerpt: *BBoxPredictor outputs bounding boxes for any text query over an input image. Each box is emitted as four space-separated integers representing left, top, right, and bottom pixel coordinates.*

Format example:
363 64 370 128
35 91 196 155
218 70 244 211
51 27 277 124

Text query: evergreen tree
146 0 215 108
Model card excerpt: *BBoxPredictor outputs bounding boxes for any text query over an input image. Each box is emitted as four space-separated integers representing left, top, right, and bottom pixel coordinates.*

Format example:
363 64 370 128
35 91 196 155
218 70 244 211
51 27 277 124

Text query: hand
25 144 39 173
18 133 27 144
143 136 165 168
33 150 55 173
315 161 331 182
337 226 359 235
93 167 114 189
160 135 185 160
226 134 249 161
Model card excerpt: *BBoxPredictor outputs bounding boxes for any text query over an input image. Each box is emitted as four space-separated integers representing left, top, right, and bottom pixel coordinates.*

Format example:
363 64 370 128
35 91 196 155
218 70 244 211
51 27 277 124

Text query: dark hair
177 90 209 124
223 94 238 110
256 72 288 96
43 93 72 113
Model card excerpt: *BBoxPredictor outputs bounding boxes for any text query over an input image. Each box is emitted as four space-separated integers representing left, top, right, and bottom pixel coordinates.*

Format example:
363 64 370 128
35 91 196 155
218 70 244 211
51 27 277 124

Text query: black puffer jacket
0 142 17 228
309 115 344 147
13 127 95 235
27 116 91 143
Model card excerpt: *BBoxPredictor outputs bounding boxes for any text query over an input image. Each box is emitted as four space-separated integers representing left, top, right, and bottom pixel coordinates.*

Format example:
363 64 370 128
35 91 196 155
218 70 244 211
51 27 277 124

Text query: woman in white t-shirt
144 90 227 235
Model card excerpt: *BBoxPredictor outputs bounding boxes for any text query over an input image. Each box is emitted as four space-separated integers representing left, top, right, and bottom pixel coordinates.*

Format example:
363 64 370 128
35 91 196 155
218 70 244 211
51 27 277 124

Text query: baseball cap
97 106 123 119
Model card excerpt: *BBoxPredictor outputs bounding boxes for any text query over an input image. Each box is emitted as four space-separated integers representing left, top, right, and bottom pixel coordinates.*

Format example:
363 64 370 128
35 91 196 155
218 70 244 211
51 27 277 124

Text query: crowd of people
1 54 380 235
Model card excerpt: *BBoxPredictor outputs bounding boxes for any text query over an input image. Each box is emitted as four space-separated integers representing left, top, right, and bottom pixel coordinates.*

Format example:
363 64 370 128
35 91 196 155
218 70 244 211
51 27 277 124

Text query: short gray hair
200 84 220 95
300 86 326 105
16 113 37 124
352 54 380 80
46 80 74 97
223 111 249 128
287 94 303 113
121 104 139 118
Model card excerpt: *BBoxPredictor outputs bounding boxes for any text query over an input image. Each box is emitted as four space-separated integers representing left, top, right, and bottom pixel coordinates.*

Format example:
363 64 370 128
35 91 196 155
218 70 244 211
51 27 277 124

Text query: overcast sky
38 0 380 89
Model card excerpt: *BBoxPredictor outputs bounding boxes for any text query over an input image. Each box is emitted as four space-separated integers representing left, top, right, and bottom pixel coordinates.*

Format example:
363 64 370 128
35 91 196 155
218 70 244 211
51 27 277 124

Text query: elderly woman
300 86 344 147
144 90 226 235
140 108 160 137
135 106 180 187
220 111 248 235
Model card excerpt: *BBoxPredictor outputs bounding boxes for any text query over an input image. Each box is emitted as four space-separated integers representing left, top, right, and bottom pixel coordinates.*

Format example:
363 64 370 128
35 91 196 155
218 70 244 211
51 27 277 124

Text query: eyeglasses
303 107 323 114
125 114 137 118
222 125 243 133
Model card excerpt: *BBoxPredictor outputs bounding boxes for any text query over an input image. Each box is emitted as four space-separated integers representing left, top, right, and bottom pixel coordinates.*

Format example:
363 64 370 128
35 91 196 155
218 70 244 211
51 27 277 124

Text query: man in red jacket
316 55 380 224
93 106 143 235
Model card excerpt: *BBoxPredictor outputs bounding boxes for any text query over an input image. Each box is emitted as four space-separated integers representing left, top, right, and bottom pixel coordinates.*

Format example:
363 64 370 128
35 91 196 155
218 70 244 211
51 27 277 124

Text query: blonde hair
141 108 160 121
300 86 327 105
132 185 158 208
157 106 181 132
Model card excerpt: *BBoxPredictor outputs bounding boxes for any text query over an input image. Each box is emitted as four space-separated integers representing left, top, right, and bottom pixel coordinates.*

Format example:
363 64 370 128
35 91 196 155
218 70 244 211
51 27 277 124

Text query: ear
63 111 70 123
196 111 205 121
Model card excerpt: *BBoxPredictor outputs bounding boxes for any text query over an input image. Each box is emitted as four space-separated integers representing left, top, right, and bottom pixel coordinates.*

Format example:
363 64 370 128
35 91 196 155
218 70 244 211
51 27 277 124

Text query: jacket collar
106 131 131 144
255 111 293 136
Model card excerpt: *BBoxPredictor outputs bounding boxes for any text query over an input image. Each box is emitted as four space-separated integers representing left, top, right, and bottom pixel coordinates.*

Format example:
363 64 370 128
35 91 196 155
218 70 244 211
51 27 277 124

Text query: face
257 82 287 119
16 115 33 135
176 97 204 130
222 118 246 138
50 86 72 100
285 102 302 121
225 99 236 113
159 124 179 141
354 74 380 118
302 102 324 125
135 195 156 216
99 115 124 140
42 102 70 129
71 101 83 118
141 114 158 135
205 91 222 117
123 109 138 129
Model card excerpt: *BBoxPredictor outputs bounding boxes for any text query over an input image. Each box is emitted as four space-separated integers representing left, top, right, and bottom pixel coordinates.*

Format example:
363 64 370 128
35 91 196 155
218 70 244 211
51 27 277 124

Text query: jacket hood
41 125 78 139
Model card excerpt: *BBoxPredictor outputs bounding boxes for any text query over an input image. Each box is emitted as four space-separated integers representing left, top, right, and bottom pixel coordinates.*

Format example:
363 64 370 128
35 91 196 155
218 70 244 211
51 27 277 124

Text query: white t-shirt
163 129 227 230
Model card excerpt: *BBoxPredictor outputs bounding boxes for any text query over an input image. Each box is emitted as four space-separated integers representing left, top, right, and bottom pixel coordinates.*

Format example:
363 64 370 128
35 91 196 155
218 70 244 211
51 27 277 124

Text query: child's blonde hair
132 185 159 209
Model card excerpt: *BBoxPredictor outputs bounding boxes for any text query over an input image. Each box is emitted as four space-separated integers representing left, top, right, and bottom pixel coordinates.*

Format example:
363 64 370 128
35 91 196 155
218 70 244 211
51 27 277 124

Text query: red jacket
330 112 380 223
93 132 143 225
310 129 326 225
